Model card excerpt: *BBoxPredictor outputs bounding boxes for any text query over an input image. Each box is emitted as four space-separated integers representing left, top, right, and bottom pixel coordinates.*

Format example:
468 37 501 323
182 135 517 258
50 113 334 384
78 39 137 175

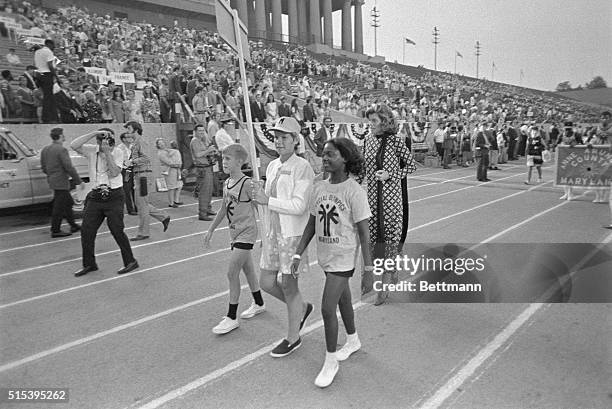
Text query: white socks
314 351 339 388
336 333 361 361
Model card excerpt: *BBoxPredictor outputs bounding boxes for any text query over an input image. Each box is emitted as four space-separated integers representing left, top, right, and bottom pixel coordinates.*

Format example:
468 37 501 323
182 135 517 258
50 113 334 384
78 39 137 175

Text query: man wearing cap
215 116 236 152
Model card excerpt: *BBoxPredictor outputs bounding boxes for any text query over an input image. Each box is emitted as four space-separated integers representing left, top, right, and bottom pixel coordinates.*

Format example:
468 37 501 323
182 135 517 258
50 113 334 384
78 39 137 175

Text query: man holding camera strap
124 121 171 241
70 128 139 277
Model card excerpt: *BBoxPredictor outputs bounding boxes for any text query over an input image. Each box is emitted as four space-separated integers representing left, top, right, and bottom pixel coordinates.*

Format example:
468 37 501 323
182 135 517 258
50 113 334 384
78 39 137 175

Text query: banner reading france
554 145 612 187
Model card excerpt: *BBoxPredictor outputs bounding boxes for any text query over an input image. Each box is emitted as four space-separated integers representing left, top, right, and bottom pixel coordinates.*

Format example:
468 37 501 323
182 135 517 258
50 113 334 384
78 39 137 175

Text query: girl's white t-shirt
309 178 372 273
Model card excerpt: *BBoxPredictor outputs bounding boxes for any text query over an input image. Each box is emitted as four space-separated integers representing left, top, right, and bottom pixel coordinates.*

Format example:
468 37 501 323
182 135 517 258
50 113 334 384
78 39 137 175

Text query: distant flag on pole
492 61 496 69
405 38 416 45
520 69 524 79
456 51 463 58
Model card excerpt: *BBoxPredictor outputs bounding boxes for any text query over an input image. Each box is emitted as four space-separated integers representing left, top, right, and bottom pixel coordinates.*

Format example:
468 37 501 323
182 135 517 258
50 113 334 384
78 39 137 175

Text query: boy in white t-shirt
291 137 373 388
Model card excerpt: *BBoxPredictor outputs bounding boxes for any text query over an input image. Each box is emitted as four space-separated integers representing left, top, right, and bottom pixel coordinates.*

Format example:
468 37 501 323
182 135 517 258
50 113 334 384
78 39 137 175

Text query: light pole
432 26 440 71
371 5 380 56
475 41 481 79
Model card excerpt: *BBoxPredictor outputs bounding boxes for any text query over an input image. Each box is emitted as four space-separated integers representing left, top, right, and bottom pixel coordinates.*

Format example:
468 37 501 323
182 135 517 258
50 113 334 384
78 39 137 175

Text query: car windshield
6 131 37 157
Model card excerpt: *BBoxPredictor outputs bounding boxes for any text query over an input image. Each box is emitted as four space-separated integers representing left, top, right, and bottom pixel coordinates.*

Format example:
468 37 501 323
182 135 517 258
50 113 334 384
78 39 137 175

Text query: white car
0 128 90 210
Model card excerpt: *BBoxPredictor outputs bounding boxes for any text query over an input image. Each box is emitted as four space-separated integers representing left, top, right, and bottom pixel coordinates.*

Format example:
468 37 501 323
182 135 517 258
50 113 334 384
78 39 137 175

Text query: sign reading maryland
555 146 612 187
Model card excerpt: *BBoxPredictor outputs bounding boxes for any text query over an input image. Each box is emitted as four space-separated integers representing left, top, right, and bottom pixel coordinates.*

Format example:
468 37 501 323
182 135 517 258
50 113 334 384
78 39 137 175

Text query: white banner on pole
84 67 107 76
23 37 45 45
15 28 32 37
5 22 22 30
109 72 135 84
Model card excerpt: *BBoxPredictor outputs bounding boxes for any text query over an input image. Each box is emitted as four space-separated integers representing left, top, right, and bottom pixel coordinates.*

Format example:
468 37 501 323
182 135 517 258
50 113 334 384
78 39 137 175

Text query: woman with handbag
156 138 183 207
524 126 547 185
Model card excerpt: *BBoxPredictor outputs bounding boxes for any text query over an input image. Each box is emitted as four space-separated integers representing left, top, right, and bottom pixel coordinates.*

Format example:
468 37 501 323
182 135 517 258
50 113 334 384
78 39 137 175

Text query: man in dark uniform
474 125 491 182
506 121 519 160
40 127 83 237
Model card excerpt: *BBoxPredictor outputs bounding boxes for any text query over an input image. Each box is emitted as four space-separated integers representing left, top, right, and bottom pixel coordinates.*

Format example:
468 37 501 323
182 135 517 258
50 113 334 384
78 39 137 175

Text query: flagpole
454 52 457 74
403 39 405 65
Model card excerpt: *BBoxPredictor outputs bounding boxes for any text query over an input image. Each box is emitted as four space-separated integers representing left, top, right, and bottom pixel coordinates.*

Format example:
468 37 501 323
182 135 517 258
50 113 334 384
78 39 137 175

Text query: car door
0 133 33 208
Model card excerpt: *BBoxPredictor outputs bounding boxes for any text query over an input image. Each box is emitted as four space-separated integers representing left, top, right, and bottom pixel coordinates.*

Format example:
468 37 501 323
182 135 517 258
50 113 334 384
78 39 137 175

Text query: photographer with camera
70 128 139 277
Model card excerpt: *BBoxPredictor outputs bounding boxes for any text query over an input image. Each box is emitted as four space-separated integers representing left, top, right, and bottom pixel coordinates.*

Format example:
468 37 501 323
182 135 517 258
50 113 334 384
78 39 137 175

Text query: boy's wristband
292 254 301 260
364 266 374 272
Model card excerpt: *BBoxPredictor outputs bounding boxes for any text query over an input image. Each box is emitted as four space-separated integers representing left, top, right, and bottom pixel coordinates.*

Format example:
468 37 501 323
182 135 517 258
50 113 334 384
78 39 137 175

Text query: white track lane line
0 261 318 373
0 213 200 254
415 233 612 409
131 300 368 409
0 199 216 237
410 172 523 204
0 220 252 278
407 181 553 233
0 247 231 310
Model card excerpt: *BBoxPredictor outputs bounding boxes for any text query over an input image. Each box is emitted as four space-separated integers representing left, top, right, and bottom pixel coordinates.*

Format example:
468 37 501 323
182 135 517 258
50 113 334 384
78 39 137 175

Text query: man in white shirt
70 128 138 277
118 132 137 215
214 117 236 151
34 39 59 123
433 122 446 160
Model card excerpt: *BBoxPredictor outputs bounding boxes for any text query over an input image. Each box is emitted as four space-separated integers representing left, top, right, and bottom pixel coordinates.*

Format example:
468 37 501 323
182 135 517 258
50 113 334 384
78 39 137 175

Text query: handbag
155 177 168 192
542 150 551 163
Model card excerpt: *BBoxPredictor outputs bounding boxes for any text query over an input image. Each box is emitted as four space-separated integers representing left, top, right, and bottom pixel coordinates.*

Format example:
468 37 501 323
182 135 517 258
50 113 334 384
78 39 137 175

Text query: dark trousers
195 166 213 217
81 188 135 268
508 137 517 159
51 189 76 233
39 73 58 123
435 142 443 158
122 169 136 213
442 147 452 167
476 150 490 181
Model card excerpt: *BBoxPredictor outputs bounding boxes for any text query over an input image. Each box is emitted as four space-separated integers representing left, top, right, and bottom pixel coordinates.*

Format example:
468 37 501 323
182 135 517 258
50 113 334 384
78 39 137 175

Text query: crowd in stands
0 0 605 130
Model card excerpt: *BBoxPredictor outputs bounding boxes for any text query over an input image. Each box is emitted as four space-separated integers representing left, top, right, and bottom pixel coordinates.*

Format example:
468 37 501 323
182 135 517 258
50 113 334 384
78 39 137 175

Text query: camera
96 132 115 146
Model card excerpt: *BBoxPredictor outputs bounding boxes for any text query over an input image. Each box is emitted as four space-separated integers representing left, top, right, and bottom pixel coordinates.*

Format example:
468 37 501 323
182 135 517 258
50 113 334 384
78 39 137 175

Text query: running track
1 162 610 409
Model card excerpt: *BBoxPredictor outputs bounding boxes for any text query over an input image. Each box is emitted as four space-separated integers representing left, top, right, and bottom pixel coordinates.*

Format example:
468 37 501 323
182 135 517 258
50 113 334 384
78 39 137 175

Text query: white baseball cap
269 117 301 134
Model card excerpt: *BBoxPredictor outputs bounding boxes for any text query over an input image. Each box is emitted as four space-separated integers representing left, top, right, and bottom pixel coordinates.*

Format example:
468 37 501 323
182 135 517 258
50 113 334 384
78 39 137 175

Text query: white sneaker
240 302 266 319
336 338 362 361
212 316 239 334
314 354 339 388
538 178 542 183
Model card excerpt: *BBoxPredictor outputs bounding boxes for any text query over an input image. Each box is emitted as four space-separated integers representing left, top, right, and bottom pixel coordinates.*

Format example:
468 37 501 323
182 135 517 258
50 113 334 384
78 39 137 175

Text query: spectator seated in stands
6 48 21 65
